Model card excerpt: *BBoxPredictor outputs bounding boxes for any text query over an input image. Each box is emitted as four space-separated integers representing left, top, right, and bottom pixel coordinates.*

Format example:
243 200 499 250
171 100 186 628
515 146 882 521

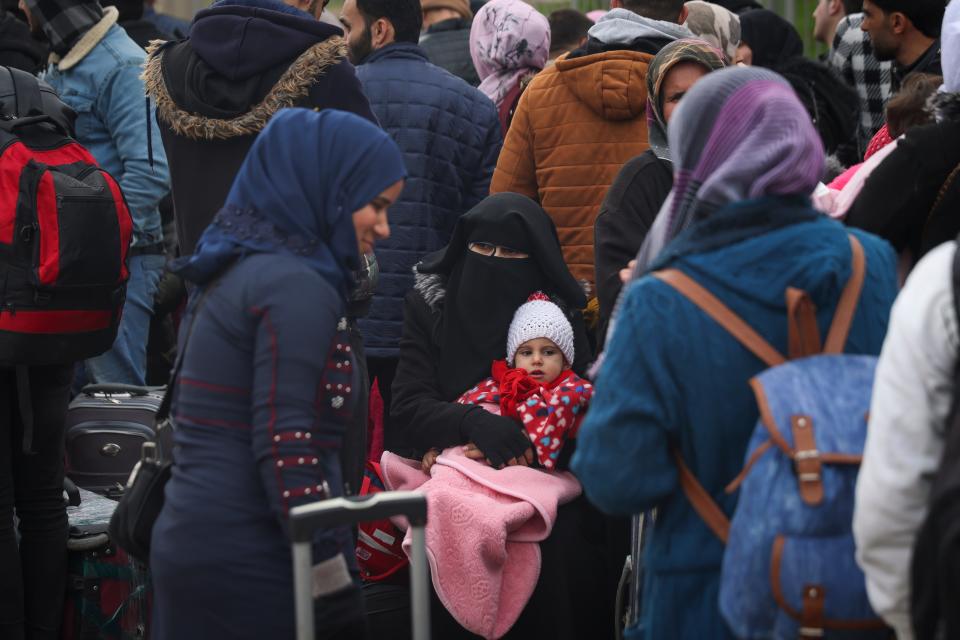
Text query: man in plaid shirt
827 11 894 152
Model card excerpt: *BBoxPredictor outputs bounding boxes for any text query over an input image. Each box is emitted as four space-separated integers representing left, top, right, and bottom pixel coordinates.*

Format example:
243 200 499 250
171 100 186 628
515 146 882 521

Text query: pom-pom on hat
507 292 575 366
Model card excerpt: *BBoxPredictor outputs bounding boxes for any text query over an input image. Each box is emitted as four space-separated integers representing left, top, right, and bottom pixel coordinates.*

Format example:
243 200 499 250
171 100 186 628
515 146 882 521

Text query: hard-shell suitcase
63 487 152 640
290 491 429 640
65 384 165 496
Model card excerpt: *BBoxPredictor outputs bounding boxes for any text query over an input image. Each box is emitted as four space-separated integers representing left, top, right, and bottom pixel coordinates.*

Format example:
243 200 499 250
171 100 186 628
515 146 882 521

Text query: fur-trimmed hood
141 0 348 141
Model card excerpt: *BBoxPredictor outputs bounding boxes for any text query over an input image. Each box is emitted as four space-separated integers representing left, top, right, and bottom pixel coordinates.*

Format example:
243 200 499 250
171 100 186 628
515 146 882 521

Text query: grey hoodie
588 8 692 46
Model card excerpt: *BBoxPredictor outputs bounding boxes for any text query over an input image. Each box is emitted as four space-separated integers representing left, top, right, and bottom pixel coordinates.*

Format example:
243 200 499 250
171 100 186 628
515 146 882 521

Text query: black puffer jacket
419 18 480 86
847 92 960 263
143 0 376 256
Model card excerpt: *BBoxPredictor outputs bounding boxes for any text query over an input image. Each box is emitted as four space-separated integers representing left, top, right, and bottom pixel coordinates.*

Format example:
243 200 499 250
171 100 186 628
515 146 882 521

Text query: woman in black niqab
387 192 621 640
419 192 587 401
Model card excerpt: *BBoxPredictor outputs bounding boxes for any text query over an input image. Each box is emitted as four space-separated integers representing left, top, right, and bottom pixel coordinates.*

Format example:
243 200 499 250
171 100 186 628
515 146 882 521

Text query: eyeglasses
468 242 530 259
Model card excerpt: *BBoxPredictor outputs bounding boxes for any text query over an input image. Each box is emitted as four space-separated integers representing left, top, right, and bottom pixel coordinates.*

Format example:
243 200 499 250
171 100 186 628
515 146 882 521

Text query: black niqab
420 193 586 399
739 9 804 69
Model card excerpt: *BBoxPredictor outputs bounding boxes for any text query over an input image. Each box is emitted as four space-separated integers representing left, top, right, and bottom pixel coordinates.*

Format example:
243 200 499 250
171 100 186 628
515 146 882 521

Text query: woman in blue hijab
150 108 406 640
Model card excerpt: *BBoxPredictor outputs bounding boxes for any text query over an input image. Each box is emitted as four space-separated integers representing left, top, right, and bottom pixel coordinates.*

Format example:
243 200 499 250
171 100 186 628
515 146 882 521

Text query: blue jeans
85 254 165 386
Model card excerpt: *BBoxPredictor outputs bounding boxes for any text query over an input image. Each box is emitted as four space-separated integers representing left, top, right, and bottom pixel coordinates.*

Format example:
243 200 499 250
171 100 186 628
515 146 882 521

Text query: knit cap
507 292 575 366
421 0 471 21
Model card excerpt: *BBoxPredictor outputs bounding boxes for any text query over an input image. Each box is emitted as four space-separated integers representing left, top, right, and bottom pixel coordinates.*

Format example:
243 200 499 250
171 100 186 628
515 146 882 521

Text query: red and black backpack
0 66 132 365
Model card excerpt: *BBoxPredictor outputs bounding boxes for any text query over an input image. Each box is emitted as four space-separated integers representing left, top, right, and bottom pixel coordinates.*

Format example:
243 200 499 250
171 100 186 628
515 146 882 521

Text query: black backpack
910 239 960 639
0 66 132 366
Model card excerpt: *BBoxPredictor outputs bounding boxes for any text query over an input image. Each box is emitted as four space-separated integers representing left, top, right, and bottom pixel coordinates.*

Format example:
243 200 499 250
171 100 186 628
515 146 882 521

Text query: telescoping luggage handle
290 491 430 640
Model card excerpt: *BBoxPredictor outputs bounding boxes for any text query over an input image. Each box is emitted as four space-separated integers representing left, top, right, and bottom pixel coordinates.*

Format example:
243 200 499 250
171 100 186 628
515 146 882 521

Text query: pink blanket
380 447 582 639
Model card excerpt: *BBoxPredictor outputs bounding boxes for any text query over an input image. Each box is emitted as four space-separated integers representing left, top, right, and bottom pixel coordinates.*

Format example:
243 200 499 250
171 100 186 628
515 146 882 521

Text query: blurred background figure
736 8 804 66
419 0 479 85
548 8 592 63
683 0 741 62
0 0 45 72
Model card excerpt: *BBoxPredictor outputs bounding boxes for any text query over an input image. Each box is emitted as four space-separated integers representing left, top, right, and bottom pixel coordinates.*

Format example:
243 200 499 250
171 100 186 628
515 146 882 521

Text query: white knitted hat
507 292 575 366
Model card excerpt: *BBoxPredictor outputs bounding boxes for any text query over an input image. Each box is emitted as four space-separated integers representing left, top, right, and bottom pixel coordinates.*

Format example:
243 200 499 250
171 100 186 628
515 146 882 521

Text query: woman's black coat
594 150 673 343
388 273 626 640
846 96 960 261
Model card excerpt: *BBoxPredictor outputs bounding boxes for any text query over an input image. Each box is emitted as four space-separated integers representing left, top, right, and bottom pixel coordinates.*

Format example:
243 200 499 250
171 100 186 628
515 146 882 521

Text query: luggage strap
651 234 866 543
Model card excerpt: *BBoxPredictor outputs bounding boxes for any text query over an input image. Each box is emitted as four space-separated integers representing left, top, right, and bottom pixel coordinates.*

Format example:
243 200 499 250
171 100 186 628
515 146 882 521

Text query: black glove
461 407 532 468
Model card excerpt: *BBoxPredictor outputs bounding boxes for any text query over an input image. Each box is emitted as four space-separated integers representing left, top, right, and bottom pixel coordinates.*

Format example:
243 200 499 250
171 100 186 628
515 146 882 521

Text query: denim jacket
43 7 169 248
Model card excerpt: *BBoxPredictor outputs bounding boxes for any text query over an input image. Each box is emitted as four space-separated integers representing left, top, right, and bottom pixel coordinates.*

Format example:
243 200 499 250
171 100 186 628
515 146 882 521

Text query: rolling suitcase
617 511 654 640
63 487 152 640
65 384 165 497
290 491 429 640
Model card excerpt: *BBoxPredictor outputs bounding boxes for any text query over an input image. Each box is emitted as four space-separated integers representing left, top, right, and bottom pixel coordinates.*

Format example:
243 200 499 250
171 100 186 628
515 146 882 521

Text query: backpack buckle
791 415 824 506
799 584 825 638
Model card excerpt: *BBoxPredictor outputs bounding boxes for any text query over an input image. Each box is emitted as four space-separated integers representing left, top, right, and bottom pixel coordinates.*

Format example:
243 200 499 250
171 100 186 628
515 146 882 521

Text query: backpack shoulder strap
653 269 786 368
6 67 43 117
823 234 865 354
672 449 730 543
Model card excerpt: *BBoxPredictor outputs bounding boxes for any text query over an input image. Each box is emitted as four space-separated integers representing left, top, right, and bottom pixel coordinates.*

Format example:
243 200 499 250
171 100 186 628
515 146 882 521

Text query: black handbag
108 280 219 564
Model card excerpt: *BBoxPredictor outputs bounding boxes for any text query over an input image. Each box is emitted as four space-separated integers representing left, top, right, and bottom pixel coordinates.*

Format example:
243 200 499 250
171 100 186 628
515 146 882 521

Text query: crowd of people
1 0 960 637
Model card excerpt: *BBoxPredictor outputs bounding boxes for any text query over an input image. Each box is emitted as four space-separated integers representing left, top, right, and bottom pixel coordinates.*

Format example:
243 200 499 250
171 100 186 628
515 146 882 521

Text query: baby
425 292 594 471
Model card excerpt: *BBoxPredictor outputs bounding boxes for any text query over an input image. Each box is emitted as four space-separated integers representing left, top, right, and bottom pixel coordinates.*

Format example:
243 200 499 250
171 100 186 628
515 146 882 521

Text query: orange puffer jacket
490 50 653 287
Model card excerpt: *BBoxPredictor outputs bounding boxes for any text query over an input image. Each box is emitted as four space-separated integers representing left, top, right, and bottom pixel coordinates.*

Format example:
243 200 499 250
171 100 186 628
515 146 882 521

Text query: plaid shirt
828 13 893 149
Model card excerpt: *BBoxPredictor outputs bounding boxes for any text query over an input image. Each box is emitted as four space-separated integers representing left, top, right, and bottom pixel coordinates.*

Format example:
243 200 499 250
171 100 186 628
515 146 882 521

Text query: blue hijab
175 109 407 295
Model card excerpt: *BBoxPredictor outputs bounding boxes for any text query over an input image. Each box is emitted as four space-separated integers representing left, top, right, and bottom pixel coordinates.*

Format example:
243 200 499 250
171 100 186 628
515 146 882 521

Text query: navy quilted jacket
356 43 502 358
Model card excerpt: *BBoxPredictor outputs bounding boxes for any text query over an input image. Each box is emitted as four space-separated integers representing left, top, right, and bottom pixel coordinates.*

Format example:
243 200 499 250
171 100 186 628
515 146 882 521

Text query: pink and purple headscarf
469 0 551 109
635 66 825 271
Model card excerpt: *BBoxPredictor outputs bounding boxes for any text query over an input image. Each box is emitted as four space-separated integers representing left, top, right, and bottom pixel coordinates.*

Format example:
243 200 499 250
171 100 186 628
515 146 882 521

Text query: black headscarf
711 0 762 14
420 193 586 400
739 9 804 69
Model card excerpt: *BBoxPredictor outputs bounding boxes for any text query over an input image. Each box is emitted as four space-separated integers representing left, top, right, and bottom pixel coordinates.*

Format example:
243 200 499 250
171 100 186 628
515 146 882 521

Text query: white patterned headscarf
470 0 551 109
683 1 741 63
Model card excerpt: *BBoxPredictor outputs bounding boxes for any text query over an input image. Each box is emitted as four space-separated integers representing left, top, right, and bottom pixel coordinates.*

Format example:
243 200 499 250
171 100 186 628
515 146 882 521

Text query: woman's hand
619 259 638 284
463 442 534 469
462 408 537 469
421 448 441 472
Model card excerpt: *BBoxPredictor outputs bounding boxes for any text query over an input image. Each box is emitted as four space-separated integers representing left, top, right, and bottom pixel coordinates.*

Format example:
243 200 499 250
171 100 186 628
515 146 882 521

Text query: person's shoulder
408 61 497 120
893 241 956 343
99 23 148 64
621 270 678 318
408 269 445 311
842 226 896 268
913 240 956 277
902 117 960 152
310 47 360 86
835 13 863 38
617 151 669 181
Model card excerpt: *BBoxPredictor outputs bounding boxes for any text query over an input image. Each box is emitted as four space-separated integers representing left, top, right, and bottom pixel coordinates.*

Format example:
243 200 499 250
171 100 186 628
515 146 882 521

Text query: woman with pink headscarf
470 0 550 133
